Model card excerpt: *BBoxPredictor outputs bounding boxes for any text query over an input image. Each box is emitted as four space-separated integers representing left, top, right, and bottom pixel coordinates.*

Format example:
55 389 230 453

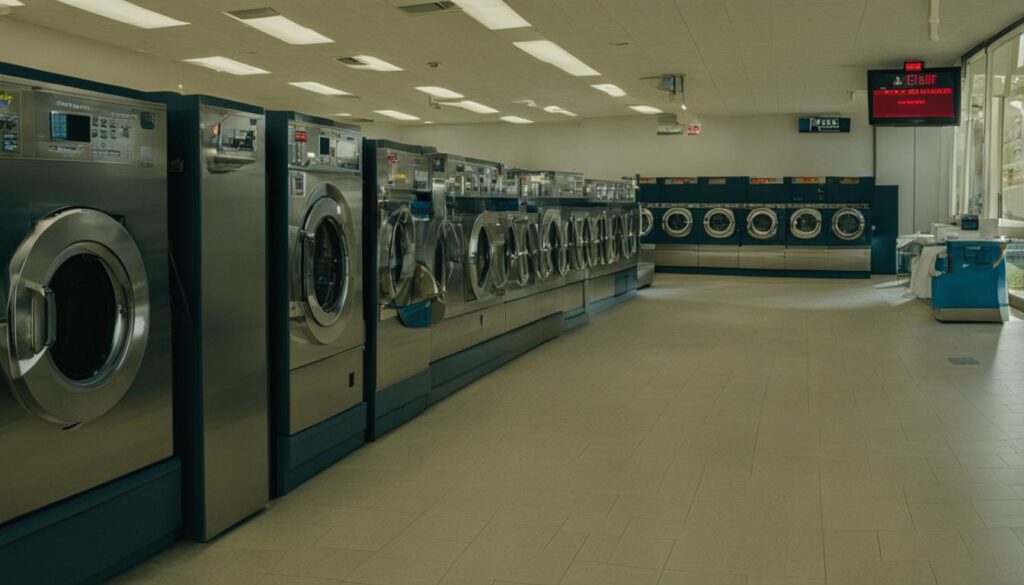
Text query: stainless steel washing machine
267 112 365 495
0 70 176 579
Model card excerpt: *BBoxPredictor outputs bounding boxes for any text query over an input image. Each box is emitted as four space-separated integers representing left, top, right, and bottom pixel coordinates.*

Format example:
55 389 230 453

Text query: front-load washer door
625 210 639 259
296 196 352 343
790 208 823 240
747 208 779 240
832 208 866 241
378 205 416 307
704 208 736 239
433 219 462 297
567 218 585 271
467 215 497 299
528 220 554 282
584 217 600 268
640 207 655 238
662 207 693 239
3 208 149 426
595 214 611 265
547 217 569 277
505 221 529 287
610 213 625 262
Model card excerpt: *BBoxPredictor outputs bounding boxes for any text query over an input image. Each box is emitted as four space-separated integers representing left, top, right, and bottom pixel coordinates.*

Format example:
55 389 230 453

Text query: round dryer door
639 207 654 237
378 206 416 306
625 210 639 258
3 208 150 426
300 196 352 333
505 221 529 287
790 208 823 240
609 213 624 262
832 208 866 240
583 217 600 268
528 220 553 281
567 218 586 270
746 208 779 240
433 219 462 297
544 216 567 277
662 208 693 238
597 213 612 265
467 215 497 299
704 208 736 239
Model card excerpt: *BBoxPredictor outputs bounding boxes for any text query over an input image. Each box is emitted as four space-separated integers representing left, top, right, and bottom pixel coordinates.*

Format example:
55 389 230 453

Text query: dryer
0 67 178 583
637 178 657 287
825 177 873 274
266 112 365 495
740 178 789 270
698 177 747 269
786 177 829 272
655 177 701 268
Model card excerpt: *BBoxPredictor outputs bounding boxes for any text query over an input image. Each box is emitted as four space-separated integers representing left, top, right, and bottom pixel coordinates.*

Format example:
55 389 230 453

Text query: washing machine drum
832 208 866 240
662 208 692 238
567 218 586 270
378 205 416 306
3 208 150 426
504 221 529 287
747 208 779 240
704 208 736 239
300 197 351 332
545 217 568 276
433 219 462 295
467 215 504 298
639 207 654 237
790 208 823 240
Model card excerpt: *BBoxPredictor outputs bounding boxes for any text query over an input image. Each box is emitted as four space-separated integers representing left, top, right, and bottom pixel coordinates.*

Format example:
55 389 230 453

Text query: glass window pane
967 54 988 216
990 32 1024 219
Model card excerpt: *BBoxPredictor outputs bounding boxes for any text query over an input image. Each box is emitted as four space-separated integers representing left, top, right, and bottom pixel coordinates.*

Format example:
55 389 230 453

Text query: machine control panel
288 122 360 172
1 87 21 154
380 148 430 195
430 153 508 198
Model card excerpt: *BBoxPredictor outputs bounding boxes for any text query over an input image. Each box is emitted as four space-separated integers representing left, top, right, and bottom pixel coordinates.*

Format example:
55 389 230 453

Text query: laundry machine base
638 262 656 288
0 458 181 585
785 247 829 271
826 246 871 273
430 313 564 406
272 402 367 496
655 244 699 267
370 369 431 440
699 246 740 269
739 246 786 270
507 287 565 331
430 304 508 362
287 347 364 435
588 268 638 305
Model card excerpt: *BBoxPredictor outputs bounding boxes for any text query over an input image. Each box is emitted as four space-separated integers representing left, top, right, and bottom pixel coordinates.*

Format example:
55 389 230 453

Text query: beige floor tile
960 528 1024 560
271 547 374 580
930 560 1024 585
666 526 825 581
822 495 914 530
560 560 662 585
825 558 937 585
446 530 585 584
877 530 971 561
562 512 632 536
400 515 487 543
476 521 559 549
258 575 342 585
823 530 881 560
908 503 987 530
378 535 468 562
344 554 450 585
657 570 746 585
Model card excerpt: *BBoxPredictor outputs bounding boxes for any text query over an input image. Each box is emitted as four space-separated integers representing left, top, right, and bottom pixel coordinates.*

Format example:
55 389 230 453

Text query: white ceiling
5 0 1024 124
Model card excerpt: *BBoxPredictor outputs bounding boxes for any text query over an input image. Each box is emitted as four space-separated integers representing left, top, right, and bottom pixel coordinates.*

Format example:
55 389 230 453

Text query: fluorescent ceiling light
416 86 465 99
629 105 663 114
375 110 420 121
501 116 533 124
591 83 626 97
514 40 600 77
680 104 688 110
449 100 499 114
226 9 332 44
333 113 352 117
339 55 403 72
424 121 435 125
0 1 25 6
450 0 530 30
543 106 577 117
185 56 269 76
57 0 188 29
289 82 351 96
1018 34 1024 68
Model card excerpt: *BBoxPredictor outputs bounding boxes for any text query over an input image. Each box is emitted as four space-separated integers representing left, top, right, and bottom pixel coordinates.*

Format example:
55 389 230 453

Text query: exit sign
799 117 851 133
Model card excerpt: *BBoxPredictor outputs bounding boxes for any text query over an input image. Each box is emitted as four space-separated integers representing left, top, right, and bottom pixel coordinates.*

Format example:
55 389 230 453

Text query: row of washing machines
638 177 873 275
0 65 639 583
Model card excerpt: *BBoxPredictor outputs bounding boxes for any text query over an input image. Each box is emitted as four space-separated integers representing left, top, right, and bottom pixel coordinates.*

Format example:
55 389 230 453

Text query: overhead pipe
929 0 940 42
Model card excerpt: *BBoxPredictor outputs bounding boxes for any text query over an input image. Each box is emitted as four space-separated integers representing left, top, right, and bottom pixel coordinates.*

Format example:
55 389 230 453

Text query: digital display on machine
50 112 92 142
319 136 331 156
867 66 961 126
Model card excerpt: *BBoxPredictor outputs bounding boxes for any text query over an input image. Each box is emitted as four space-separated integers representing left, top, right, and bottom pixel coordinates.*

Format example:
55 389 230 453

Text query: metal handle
29 285 56 354
300 229 315 302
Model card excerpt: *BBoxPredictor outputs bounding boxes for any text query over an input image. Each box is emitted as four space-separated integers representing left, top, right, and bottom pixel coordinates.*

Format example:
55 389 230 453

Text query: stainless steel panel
699 245 740 268
588 274 617 304
826 247 871 272
638 262 655 288
785 247 828 271
561 282 585 313
0 78 172 524
640 243 656 264
430 304 507 361
507 287 563 331
288 346 363 434
197 104 268 539
738 246 786 270
655 244 699 268
376 311 431 390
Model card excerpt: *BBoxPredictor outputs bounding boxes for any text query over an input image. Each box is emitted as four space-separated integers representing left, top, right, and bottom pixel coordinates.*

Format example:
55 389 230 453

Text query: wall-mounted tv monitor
867 66 961 127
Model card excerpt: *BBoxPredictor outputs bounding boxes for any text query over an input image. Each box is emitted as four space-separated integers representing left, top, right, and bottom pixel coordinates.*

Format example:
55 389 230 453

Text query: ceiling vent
397 1 456 15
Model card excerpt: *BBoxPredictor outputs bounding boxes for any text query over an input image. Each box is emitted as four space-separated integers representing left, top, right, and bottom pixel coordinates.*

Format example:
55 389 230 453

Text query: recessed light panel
226 8 332 44
57 0 188 29
0 1 25 6
501 116 533 124
449 101 499 114
591 83 626 97
513 40 600 77
450 0 530 30
289 82 351 96
544 106 577 117
333 113 352 117
338 55 403 72
415 86 465 99
375 110 420 121
629 105 663 114
185 57 269 76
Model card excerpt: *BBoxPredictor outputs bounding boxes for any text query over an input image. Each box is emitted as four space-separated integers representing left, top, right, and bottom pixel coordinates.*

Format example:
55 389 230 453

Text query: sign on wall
799 117 851 133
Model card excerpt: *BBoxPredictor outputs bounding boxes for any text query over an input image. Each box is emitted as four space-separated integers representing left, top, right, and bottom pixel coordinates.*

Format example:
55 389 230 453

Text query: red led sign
294 130 308 143
868 66 961 127
904 60 924 72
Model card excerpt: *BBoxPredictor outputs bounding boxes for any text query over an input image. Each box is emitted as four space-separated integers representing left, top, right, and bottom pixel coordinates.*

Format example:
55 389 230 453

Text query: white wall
876 126 954 234
397 111 875 179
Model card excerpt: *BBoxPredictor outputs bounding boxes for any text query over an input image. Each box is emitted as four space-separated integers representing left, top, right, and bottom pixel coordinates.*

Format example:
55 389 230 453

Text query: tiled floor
114 274 1024 585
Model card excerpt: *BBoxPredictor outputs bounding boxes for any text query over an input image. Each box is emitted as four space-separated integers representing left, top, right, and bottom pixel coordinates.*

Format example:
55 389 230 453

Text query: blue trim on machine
0 458 182 585
273 404 367 495
372 369 432 439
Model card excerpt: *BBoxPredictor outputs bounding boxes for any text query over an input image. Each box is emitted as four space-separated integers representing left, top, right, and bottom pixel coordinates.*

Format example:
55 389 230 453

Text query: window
989 31 1024 220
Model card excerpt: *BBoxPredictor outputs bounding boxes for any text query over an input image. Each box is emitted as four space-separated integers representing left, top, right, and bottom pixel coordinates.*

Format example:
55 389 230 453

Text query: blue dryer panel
787 207 831 246
747 179 791 204
637 179 660 203
660 177 701 203
658 205 703 245
827 177 874 203
641 205 658 245
789 178 828 203
700 177 749 203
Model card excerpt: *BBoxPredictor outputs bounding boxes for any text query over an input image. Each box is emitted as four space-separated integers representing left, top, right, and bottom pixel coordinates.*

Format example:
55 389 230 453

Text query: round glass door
546 218 566 276
433 219 461 296
378 206 416 306
611 213 625 261
640 207 654 237
597 214 612 264
746 208 778 240
528 220 553 281
505 222 529 287
5 208 149 426
663 208 693 238
790 209 822 240
584 218 600 268
301 197 350 328
567 218 585 270
704 208 736 239
467 215 494 299
832 208 866 240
